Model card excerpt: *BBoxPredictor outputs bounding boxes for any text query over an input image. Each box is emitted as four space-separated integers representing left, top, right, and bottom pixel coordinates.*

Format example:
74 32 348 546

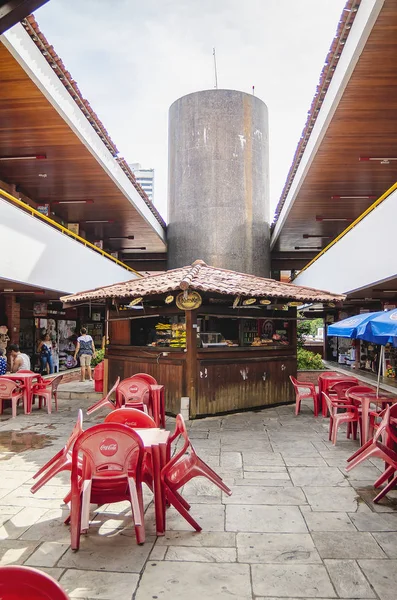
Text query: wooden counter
107 344 295 418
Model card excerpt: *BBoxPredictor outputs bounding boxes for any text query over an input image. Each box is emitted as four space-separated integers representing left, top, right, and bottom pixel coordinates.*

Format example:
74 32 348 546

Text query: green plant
91 349 104 367
297 348 324 370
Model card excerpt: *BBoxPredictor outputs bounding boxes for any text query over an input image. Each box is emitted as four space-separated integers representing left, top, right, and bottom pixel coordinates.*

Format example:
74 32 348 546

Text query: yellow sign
126 297 143 307
243 298 256 306
176 291 202 310
288 301 301 307
165 295 174 304
233 296 240 309
260 299 271 305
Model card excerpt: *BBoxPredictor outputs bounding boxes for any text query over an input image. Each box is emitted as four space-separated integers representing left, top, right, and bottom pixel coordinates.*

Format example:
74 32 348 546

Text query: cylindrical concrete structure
167 89 270 277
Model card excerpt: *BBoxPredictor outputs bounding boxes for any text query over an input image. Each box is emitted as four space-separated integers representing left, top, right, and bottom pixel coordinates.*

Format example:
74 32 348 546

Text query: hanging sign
260 299 271 305
288 301 302 307
165 295 174 304
37 204 49 216
176 291 202 310
243 298 256 306
126 297 143 307
233 296 240 309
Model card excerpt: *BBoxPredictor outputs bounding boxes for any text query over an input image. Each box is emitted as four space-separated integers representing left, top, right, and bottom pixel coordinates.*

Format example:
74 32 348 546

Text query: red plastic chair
31 374 64 414
70 423 145 549
322 391 361 445
0 378 25 418
131 373 158 385
161 414 232 532
117 378 150 413
86 377 120 415
328 380 359 401
104 407 156 428
31 410 83 495
346 406 397 489
0 565 69 599
289 376 319 416
373 443 397 503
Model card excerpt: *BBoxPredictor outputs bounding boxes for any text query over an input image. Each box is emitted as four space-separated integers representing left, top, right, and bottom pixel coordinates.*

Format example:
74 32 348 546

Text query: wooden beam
0 1 49 35
185 310 198 418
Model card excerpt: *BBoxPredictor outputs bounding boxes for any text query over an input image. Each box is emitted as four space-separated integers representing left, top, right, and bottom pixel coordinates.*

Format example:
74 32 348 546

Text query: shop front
62 261 343 418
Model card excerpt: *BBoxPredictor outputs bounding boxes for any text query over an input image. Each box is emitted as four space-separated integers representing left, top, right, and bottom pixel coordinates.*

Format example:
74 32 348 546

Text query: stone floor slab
359 559 397 600
156 531 236 547
349 511 397 532
0 539 39 565
289 466 348 487
165 545 236 562
25 541 69 567
372 532 397 558
226 505 307 533
251 563 336 597
325 559 376 598
304 511 355 532
135 561 251 599
312 531 386 559
304 486 358 512
60 568 139 599
237 532 321 563
222 485 305 505
58 535 155 572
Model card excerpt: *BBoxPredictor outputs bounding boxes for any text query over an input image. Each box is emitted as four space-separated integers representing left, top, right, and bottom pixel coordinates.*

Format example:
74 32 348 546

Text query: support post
185 310 198 418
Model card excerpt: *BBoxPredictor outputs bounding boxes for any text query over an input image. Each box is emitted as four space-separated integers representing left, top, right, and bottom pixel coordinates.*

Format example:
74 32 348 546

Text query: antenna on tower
213 48 218 89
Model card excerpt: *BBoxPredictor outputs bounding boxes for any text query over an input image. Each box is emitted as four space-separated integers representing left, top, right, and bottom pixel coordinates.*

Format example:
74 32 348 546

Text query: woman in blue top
0 349 7 375
74 327 96 382
37 333 54 375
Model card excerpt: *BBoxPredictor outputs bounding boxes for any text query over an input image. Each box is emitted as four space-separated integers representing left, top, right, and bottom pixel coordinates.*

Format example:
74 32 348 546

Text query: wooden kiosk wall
107 306 296 418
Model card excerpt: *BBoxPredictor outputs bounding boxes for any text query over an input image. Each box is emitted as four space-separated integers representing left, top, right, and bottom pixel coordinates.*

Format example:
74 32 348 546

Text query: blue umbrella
356 308 397 347
327 311 384 338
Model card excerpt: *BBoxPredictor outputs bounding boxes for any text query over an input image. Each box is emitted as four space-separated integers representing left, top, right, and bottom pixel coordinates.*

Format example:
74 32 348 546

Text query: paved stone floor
0 394 396 599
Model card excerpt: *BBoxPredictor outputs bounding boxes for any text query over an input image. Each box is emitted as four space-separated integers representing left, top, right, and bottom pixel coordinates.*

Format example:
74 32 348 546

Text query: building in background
129 163 155 202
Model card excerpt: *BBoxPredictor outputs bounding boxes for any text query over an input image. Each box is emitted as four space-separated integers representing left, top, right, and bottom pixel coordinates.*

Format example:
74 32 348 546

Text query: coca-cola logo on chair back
99 438 118 457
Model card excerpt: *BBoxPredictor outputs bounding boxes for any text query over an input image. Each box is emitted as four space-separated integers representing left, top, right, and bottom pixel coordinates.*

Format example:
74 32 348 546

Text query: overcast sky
36 0 346 221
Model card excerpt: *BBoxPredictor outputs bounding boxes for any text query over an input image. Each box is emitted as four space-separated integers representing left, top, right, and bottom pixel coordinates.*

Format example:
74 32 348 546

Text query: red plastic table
0 373 40 414
347 390 397 444
135 428 170 535
150 385 166 428
318 372 358 417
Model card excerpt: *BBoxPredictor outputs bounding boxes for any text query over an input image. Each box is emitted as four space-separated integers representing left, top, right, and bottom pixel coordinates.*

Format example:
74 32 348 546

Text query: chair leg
54 392 58 412
166 488 202 532
295 397 301 416
374 465 395 489
80 480 92 533
373 474 397 503
352 421 358 441
172 490 191 511
33 449 64 479
70 490 82 551
12 398 18 419
31 461 65 494
328 416 333 441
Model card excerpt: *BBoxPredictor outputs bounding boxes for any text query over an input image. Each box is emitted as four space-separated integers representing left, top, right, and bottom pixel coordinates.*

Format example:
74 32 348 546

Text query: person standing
74 327 96 382
37 333 54 375
8 344 31 372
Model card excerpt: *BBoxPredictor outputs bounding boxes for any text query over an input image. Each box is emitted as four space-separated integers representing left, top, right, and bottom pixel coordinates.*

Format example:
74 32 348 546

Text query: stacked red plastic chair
70 423 145 549
86 377 120 415
31 409 83 495
161 414 232 532
0 378 25 418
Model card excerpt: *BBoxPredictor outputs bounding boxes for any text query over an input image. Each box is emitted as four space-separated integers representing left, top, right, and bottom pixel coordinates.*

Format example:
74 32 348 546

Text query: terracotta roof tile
21 15 166 229
61 260 345 304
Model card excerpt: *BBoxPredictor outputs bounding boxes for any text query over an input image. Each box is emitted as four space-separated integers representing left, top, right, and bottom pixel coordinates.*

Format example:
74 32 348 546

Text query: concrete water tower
167 89 270 277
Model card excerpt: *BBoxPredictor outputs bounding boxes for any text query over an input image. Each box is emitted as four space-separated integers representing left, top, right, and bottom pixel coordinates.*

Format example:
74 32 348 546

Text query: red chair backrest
131 373 157 386
72 423 144 483
65 409 84 454
50 374 64 392
374 405 391 442
117 379 150 406
107 377 120 403
0 378 20 398
328 380 357 400
289 375 313 396
104 408 156 428
346 385 374 397
322 392 335 415
17 370 34 374
0 565 69 599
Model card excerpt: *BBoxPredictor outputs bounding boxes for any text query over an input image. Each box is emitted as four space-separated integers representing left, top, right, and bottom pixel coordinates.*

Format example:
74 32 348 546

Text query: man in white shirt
9 344 31 372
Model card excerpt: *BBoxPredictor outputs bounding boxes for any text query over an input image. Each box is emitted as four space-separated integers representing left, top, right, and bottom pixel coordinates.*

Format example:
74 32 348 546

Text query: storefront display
58 320 78 371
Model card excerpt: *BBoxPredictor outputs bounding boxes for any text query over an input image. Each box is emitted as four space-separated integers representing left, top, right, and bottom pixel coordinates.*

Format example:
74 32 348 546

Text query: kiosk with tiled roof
62 260 344 418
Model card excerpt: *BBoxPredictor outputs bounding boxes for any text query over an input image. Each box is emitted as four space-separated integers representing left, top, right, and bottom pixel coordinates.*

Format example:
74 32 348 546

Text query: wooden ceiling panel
273 0 397 254
0 42 166 255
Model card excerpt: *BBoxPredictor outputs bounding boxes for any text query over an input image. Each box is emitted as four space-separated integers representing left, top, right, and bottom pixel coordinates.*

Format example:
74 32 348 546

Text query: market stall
62 261 343 418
